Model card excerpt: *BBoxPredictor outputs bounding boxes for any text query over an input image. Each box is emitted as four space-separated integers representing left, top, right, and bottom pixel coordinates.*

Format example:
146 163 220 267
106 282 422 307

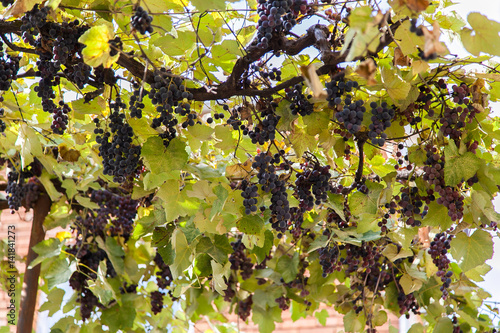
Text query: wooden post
17 193 51 333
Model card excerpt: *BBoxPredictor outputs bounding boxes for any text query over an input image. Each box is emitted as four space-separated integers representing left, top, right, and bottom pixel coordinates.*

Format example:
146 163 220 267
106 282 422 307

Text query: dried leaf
7 0 43 17
471 78 486 107
418 226 430 248
399 0 429 12
355 58 377 85
58 143 81 162
421 22 447 58
394 47 412 66
300 65 328 99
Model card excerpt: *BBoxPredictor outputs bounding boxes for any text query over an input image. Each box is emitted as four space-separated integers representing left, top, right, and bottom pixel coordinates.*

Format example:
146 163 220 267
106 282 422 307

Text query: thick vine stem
354 138 365 184
0 17 400 102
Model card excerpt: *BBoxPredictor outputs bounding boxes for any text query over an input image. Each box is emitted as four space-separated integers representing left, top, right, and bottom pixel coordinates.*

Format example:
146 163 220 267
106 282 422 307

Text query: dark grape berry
131 6 154 34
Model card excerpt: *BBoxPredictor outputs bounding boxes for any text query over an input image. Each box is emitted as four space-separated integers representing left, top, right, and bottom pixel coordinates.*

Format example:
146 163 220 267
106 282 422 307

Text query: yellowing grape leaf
7 0 43 17
79 23 119 68
16 123 43 169
381 66 411 101
460 13 500 56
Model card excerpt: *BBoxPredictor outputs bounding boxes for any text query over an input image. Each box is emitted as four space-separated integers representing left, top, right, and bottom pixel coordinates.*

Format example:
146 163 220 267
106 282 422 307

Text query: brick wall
195 306 399 333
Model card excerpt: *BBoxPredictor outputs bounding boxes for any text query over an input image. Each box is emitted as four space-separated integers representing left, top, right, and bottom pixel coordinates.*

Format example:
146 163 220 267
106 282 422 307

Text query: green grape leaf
237 214 264 235
210 260 230 295
450 229 493 272
142 137 188 175
422 201 453 230
44 257 73 290
171 229 192 279
444 144 483 186
276 252 299 283
460 13 500 56
96 236 125 276
29 238 62 269
16 123 43 169
252 230 274 263
290 126 316 158
434 317 453 333
315 309 329 326
39 288 65 316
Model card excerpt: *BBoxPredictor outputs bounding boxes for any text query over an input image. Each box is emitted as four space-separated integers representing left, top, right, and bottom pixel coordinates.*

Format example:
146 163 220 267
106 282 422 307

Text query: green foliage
0 0 499 332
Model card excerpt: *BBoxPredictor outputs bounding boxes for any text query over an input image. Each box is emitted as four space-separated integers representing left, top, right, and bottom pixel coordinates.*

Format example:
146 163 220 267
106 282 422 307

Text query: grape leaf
79 23 119 68
237 214 264 235
210 260 230 295
460 13 500 56
276 252 299 283
171 229 192 279
450 229 493 272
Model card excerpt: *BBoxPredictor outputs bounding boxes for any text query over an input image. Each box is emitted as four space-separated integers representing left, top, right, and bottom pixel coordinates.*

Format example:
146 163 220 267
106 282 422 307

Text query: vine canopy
0 0 499 332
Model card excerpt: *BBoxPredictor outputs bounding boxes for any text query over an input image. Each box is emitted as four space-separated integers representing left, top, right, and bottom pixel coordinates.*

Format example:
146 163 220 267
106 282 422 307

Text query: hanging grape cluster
95 98 142 183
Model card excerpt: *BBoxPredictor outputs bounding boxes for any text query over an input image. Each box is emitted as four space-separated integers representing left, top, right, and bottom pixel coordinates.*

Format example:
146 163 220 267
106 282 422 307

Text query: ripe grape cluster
20 5 49 45
423 146 464 221
251 64 282 82
50 101 70 134
23 178 41 210
409 19 424 36
241 179 259 214
335 99 366 134
229 239 254 280
275 296 290 310
21 6 90 133
6 170 25 213
96 98 142 183
439 91 479 142
5 162 40 213
319 245 341 276
148 69 193 147
67 247 109 320
368 102 395 146
256 0 307 48
326 205 352 229
154 252 173 289
90 189 138 239
0 40 20 91
247 100 280 144
251 152 291 232
238 295 253 321
326 74 359 107
395 187 426 227
429 232 454 298
397 291 420 318
225 105 243 129
295 163 331 210
131 6 154 35
286 83 314 116
129 82 146 118
150 290 165 315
